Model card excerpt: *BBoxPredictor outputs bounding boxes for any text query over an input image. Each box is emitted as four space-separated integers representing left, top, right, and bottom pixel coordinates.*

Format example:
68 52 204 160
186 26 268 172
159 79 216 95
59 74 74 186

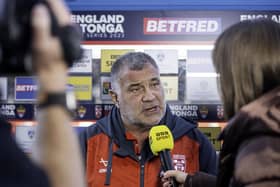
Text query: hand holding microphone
149 125 179 187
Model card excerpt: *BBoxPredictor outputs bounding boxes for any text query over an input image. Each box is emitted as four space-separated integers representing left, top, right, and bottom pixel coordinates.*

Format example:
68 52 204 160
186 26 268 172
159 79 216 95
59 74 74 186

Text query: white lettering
72 14 125 35
207 20 218 32
186 20 196 32
1 105 16 110
197 20 207 32
146 20 157 32
168 20 177 32
158 20 167 32
0 105 16 116
16 85 37 92
240 14 268 21
80 24 124 33
171 110 198 117
271 15 280 23
169 105 198 111
145 18 220 34
72 14 125 24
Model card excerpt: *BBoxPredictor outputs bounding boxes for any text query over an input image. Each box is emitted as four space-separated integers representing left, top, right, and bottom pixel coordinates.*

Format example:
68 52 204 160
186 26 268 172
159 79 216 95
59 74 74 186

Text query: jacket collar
97 105 197 160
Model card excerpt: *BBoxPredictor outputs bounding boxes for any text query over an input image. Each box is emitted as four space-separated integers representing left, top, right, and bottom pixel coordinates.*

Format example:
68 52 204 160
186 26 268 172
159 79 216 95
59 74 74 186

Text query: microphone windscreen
149 125 174 155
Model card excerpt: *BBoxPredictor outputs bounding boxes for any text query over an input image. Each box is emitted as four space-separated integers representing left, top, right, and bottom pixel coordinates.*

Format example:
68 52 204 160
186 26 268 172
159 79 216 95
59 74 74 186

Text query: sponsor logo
15 77 37 100
173 154 186 172
68 76 92 101
16 105 26 118
156 53 165 62
144 18 221 35
161 76 178 101
27 130 35 139
72 14 125 39
102 81 111 95
101 49 134 73
217 105 224 119
103 104 113 116
69 49 93 73
99 157 109 173
15 85 37 92
34 105 37 117
77 105 87 118
95 105 103 119
199 105 209 119
99 157 108 167
240 14 280 22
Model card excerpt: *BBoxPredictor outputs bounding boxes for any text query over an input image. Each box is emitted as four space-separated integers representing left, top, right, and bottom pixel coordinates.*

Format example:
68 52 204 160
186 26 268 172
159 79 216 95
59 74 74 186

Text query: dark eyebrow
128 77 160 88
128 83 141 88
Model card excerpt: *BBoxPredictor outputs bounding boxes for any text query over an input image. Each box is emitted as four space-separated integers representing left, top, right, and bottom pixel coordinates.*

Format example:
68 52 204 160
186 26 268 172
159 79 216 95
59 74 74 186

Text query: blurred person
79 52 217 187
162 19 280 187
213 18 280 187
0 0 85 187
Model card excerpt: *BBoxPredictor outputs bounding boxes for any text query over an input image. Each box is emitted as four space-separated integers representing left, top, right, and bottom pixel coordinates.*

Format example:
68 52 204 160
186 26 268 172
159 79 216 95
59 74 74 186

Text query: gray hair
110 52 159 92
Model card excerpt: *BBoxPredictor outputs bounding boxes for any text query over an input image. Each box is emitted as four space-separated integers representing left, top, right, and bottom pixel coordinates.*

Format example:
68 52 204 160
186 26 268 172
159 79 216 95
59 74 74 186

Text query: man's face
112 64 166 130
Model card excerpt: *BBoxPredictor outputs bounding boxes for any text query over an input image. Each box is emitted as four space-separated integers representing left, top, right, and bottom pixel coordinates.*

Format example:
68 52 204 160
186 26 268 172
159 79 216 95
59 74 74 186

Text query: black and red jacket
79 105 217 187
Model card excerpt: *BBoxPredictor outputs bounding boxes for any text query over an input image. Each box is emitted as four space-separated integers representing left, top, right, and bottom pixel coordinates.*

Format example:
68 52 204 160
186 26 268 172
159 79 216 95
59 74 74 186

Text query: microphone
149 125 179 187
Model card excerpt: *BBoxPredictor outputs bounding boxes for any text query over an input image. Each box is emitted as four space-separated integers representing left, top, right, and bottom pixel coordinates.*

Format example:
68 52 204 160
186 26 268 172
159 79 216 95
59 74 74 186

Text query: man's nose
142 87 156 101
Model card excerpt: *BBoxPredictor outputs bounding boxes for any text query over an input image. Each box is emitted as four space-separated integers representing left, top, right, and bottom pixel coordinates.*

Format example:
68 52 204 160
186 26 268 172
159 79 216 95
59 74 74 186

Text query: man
0 1 85 187
79 52 217 187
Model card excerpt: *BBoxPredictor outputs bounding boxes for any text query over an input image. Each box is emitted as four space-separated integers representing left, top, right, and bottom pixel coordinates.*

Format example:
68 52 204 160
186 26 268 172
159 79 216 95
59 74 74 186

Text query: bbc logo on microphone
155 131 170 141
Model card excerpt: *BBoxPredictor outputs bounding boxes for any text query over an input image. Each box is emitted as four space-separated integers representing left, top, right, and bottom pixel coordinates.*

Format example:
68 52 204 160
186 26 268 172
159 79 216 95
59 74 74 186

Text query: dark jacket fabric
0 117 50 187
184 172 216 187
79 105 217 187
217 87 280 187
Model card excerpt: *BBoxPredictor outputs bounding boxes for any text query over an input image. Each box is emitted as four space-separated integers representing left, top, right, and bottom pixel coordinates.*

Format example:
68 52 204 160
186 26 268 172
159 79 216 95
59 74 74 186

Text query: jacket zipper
139 155 144 187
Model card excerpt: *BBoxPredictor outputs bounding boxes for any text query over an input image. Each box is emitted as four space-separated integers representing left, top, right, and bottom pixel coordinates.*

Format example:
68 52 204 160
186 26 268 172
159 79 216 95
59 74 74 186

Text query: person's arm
30 1 85 187
162 170 216 187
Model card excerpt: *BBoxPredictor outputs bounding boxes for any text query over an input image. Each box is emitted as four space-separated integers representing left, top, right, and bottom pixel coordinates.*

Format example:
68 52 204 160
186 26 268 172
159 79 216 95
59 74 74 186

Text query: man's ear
109 90 119 107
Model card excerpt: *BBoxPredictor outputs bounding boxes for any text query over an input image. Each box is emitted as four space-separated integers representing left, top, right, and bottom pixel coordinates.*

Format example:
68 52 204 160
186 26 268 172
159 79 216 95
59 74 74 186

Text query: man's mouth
143 106 159 113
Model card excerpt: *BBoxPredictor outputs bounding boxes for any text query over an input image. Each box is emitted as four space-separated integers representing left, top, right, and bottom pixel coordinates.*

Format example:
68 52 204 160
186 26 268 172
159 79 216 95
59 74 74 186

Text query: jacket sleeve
195 129 218 175
185 172 216 187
